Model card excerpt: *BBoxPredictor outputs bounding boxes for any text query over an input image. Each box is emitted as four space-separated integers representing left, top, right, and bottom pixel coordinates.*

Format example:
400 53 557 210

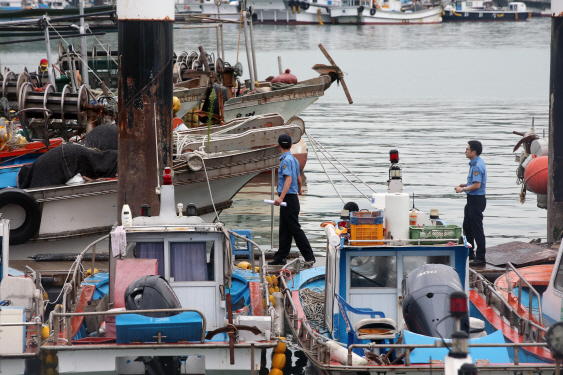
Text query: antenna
412 192 416 209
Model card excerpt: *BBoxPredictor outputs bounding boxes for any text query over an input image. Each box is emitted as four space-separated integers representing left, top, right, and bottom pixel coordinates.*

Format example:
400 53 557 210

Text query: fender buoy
0 188 41 245
358 5 364 13
524 155 548 195
302 2 310 9
370 7 376 14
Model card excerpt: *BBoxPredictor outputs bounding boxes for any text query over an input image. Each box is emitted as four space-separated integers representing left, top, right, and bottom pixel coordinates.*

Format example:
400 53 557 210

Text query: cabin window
133 242 165 277
169 241 214 282
350 255 397 288
403 255 450 278
466 1 472 4
553 258 563 292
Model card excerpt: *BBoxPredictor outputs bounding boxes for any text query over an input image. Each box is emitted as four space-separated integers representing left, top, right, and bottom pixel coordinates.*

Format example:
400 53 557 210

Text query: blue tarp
403 329 511 364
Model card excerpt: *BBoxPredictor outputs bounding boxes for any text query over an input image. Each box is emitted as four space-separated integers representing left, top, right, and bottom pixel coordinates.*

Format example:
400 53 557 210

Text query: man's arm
274 176 292 205
455 182 480 193
297 175 303 195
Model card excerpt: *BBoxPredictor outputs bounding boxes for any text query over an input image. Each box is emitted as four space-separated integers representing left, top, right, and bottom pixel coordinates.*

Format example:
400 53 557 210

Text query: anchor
204 293 262 365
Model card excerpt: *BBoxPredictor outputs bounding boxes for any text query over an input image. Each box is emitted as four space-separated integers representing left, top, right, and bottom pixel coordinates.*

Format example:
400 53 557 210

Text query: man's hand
455 186 464 193
298 186 303 195
274 197 284 206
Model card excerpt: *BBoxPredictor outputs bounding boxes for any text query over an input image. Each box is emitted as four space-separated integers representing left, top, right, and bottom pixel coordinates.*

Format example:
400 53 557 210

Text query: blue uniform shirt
278 151 299 194
466 156 486 195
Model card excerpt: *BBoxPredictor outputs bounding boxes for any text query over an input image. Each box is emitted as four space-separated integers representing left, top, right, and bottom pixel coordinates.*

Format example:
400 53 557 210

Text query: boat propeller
313 44 353 104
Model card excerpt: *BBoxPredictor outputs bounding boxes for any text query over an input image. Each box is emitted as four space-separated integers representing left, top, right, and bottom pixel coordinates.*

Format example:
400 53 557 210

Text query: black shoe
469 252 475 261
268 259 286 266
469 259 486 267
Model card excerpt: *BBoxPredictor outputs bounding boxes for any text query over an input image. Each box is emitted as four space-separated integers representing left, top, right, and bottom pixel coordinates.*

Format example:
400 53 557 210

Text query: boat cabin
508 2 526 11
453 0 493 11
324 236 468 345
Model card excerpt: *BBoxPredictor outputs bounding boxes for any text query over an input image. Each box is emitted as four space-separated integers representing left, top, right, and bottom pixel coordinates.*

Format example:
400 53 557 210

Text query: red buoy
524 155 548 195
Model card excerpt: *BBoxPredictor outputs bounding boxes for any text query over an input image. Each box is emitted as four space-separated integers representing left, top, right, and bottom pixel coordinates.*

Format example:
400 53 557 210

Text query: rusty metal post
549 1 563 241
116 0 174 221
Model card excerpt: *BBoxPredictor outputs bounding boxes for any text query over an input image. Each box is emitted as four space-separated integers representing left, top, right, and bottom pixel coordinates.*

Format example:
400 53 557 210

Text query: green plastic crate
409 225 462 245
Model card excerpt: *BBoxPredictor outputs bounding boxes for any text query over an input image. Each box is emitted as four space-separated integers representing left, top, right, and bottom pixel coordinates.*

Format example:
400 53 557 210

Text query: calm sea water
0 18 552 373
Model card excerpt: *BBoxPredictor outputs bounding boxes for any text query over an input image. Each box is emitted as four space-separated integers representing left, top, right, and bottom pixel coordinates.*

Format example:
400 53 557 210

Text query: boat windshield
403 255 450 278
553 257 563 292
350 256 397 288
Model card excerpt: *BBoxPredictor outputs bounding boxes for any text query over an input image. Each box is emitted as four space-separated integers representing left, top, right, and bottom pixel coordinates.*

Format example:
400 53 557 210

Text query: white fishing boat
2 114 305 259
0 176 287 375
329 0 442 24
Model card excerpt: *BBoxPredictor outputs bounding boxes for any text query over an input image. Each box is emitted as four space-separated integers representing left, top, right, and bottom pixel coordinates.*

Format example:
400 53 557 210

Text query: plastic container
350 223 383 246
350 210 384 225
409 225 462 245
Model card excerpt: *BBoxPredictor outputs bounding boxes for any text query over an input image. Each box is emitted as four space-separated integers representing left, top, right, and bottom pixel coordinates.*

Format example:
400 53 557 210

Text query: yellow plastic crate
350 223 383 246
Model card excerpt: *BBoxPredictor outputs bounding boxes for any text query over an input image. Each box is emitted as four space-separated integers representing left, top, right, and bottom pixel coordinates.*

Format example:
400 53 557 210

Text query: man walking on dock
455 140 487 267
269 134 316 266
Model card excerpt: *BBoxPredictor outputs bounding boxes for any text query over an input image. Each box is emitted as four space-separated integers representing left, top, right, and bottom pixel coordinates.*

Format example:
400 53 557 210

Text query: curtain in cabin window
170 242 208 282
135 242 165 277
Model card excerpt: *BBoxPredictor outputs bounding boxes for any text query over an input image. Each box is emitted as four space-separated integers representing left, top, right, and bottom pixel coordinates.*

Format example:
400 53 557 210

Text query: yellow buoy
237 261 251 270
274 340 286 353
272 352 286 369
268 287 275 295
269 294 276 307
273 277 278 287
173 96 181 113
85 268 99 276
43 291 48 300
45 353 58 368
274 286 280 293
269 368 283 375
262 298 267 309
266 275 272 285
254 266 260 273
41 325 50 340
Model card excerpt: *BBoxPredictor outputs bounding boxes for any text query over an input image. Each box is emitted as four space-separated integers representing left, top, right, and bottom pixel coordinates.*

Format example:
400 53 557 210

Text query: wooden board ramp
484 241 558 268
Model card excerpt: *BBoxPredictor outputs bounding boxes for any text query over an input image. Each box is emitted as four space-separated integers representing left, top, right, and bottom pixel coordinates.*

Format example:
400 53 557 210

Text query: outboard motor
402 264 469 338
124 275 181 317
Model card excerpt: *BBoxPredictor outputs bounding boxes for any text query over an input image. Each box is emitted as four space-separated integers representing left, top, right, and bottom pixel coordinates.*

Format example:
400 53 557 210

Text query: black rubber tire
0 188 41 245
358 5 365 13
370 7 376 15
302 2 310 9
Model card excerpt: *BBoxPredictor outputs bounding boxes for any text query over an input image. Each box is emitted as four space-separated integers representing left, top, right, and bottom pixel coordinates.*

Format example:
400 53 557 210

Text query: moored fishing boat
0 173 288 375
329 0 442 24
275 149 558 374
442 0 531 21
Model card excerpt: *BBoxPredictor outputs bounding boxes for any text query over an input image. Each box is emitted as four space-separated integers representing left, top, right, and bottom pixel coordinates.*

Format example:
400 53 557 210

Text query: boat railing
470 269 547 344
504 262 544 327
0 320 43 357
50 308 207 346
347 238 460 246
346 341 550 366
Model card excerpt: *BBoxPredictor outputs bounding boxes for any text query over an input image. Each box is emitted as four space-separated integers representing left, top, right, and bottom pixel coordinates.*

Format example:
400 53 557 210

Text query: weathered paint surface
117 19 173 220
549 16 563 241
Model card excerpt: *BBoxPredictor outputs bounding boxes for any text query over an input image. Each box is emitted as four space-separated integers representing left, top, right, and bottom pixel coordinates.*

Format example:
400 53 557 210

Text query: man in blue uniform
268 134 315 266
455 140 487 267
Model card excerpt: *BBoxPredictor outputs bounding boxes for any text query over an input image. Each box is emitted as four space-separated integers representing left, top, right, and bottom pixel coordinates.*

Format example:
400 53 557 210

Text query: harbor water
0 18 552 373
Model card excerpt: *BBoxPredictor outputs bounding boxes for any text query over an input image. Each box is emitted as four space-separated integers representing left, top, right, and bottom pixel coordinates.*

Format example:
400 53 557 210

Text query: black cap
278 134 292 148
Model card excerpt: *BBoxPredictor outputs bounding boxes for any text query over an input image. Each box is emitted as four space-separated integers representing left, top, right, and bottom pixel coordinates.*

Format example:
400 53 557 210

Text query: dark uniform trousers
463 195 486 261
275 194 315 262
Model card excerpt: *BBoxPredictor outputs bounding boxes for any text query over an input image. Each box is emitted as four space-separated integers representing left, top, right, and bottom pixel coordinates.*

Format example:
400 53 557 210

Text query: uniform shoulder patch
282 165 287 169
474 170 479 176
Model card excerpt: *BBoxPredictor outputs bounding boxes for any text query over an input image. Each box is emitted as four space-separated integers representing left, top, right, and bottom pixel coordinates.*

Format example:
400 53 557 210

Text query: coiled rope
300 287 325 331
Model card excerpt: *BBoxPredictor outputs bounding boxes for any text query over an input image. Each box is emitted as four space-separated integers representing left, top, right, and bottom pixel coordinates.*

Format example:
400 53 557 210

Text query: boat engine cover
402 264 468 338
124 275 181 317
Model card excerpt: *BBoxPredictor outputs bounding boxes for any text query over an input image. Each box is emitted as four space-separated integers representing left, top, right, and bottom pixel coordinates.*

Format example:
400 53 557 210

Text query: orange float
524 155 548 195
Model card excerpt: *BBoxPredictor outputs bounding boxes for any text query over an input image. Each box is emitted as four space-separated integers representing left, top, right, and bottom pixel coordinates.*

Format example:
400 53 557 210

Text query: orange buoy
524 155 548 195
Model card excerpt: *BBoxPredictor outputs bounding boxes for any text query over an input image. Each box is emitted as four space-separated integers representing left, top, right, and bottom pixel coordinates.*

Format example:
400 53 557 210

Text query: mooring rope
306 132 345 204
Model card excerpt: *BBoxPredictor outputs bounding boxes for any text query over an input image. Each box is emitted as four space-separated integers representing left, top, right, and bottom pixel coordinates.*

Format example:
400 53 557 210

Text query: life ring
358 5 364 13
0 188 41 245
370 7 376 15
302 2 310 9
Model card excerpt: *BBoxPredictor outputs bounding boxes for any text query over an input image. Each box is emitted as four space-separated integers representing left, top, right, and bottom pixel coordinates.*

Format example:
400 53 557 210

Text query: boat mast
116 0 174 221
